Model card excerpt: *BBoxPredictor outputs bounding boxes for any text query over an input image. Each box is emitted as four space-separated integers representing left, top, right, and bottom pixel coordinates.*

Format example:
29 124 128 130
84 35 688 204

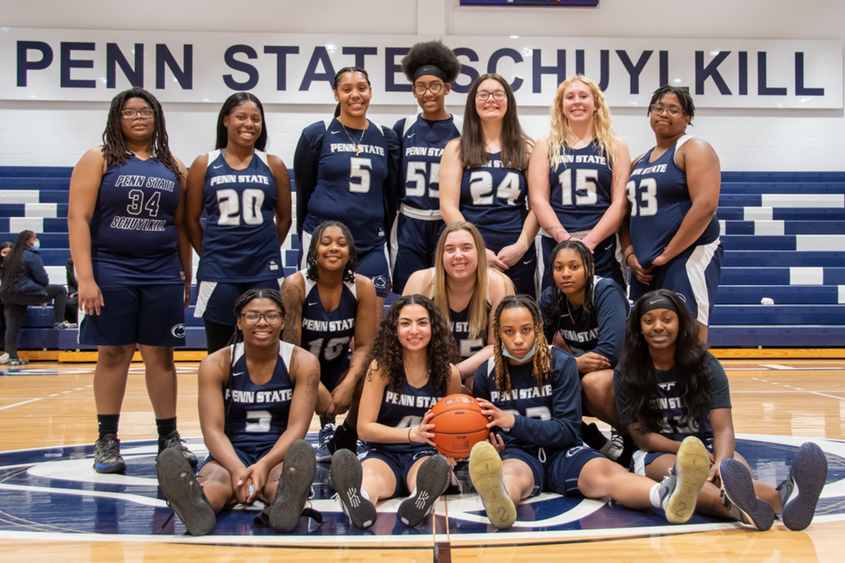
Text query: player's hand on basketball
78 279 104 315
488 432 505 453
445 455 460 466
576 352 610 373
626 253 654 284
410 411 437 446
477 400 515 431
496 243 525 269
487 249 509 271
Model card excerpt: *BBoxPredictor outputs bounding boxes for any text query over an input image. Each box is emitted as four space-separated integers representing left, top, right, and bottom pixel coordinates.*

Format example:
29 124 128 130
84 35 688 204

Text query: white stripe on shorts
632 449 648 476
299 231 312 271
685 237 721 326
193 281 218 318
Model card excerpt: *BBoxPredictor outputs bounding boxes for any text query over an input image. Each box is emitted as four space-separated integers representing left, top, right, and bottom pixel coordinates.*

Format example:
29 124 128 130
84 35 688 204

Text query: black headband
414 65 448 82
641 294 678 315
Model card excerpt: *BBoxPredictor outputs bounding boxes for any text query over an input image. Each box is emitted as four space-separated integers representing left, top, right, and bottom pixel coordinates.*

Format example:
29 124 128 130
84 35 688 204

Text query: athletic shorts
360 446 439 499
540 233 626 291
631 442 714 476
199 443 275 471
321 350 352 392
545 444 604 497
500 446 544 497
629 238 723 326
480 231 538 299
300 231 391 298
79 284 185 347
193 279 282 326
390 211 444 295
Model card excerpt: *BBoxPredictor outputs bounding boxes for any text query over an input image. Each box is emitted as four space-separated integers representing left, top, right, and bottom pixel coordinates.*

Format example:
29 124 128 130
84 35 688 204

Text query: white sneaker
0 353 9 365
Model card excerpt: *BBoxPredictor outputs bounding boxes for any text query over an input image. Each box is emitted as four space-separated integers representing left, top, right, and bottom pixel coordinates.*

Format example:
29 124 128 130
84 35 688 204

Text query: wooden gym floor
1 357 844 562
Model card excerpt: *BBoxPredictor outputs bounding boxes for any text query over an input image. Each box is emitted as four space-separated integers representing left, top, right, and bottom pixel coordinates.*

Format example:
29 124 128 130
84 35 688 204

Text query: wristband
625 252 634 265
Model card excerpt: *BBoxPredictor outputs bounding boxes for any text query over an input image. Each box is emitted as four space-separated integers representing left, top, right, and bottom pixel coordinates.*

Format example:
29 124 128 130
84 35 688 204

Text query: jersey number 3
626 178 658 217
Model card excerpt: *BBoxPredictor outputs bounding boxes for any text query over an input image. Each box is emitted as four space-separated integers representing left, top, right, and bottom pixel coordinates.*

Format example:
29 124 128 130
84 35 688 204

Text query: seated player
330 294 462 528
470 294 710 529
280 220 377 461
404 221 514 389
615 289 828 531
156 288 320 535
539 239 631 460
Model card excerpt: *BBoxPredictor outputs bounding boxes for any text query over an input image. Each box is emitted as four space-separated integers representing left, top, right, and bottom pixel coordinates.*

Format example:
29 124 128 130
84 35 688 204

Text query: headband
414 65 448 82
641 294 678 315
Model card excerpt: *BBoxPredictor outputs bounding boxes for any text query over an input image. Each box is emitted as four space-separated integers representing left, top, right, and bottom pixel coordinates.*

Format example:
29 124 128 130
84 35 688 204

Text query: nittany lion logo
372 275 388 290
171 323 186 338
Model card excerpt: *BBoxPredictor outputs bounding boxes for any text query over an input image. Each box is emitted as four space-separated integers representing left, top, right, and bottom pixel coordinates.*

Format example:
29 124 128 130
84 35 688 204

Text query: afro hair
401 40 461 84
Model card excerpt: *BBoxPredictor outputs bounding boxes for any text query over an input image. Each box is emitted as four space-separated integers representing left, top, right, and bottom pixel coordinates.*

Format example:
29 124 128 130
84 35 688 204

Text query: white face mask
30 240 40 250
502 344 536 364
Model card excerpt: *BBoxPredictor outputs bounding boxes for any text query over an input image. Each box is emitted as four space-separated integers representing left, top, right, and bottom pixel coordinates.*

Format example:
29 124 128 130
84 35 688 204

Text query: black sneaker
777 442 828 531
159 430 198 467
269 439 318 533
398 454 448 527
720 458 775 531
331 449 377 528
94 433 126 474
156 448 216 536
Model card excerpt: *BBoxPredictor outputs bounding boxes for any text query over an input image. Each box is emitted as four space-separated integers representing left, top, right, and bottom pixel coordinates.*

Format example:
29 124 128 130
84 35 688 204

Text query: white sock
406 487 417 500
649 482 662 508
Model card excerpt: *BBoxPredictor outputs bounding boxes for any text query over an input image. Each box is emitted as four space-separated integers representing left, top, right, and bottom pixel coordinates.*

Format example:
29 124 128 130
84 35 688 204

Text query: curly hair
305 221 357 284
366 294 458 396
401 40 461 84
101 88 182 181
548 75 617 170
459 73 531 170
215 92 268 152
0 230 35 298
648 85 695 124
618 289 710 434
491 295 554 396
546 239 595 336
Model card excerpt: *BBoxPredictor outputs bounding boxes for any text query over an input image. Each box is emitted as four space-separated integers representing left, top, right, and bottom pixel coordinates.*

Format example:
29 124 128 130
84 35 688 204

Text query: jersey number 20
217 189 265 225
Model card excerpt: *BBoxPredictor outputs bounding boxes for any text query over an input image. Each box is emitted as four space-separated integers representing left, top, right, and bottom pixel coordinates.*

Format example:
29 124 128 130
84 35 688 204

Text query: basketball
429 394 490 458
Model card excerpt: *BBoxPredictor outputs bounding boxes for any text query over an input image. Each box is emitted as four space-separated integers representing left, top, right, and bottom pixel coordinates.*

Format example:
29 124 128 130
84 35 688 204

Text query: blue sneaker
720 458 775 531
777 442 827 531
316 422 336 463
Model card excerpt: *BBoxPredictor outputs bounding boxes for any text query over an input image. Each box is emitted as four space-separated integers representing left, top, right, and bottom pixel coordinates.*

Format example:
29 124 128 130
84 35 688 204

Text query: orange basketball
429 394 490 458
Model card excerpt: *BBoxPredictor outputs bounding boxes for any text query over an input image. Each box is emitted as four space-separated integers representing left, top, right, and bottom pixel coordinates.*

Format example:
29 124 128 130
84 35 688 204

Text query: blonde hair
548 75 616 171
432 222 489 341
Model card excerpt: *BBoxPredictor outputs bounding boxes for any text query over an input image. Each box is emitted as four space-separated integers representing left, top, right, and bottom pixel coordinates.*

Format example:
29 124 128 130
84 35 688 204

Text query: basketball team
47 40 829 535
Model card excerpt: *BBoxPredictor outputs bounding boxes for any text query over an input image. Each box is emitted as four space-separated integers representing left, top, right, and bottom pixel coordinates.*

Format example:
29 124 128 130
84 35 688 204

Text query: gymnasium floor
1 358 844 562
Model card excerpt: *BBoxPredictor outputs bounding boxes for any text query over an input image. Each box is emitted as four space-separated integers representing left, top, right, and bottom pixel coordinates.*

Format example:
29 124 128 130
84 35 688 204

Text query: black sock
97 414 120 440
156 417 178 443
319 415 336 428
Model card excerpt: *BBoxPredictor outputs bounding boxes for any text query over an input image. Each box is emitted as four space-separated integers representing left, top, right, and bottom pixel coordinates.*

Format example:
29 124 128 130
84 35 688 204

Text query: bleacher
1 166 843 354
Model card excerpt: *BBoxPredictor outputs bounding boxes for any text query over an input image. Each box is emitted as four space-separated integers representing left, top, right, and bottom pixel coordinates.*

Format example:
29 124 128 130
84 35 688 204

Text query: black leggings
3 285 68 358
203 318 236 354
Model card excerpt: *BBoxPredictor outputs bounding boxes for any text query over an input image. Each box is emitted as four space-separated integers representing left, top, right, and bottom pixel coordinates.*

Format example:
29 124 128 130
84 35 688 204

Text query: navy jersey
538 276 627 367
627 136 720 268
223 341 296 457
394 115 462 212
548 142 614 232
197 150 282 282
369 376 445 455
614 353 732 450
298 118 400 253
298 271 357 390
473 347 582 455
450 301 490 358
89 156 182 289
459 153 528 246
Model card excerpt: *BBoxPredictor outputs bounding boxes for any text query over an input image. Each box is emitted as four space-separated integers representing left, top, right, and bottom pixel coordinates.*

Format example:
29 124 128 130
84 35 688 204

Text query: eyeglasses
121 108 155 119
414 82 445 96
240 311 282 325
476 90 506 102
650 104 684 117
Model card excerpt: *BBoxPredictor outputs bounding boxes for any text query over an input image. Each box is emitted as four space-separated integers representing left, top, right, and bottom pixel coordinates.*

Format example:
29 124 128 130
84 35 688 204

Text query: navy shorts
482 232 538 299
300 231 390 298
79 284 185 347
321 351 352 391
631 442 714 476
361 446 439 499
390 213 444 295
199 443 275 471
194 279 281 326
546 444 604 497
540 233 626 291
501 446 544 497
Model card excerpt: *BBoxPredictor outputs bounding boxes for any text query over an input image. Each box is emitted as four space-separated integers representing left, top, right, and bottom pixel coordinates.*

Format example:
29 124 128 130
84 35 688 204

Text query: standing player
390 40 462 294
156 289 320 535
294 66 401 316
67 87 195 473
620 86 722 342
470 295 711 529
614 290 827 531
186 93 292 353
528 75 630 290
280 221 378 461
330 295 461 528
440 74 539 298
404 222 514 387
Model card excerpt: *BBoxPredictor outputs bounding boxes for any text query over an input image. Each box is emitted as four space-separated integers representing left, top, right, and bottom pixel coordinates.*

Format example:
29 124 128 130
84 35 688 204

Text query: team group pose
42 67 825 537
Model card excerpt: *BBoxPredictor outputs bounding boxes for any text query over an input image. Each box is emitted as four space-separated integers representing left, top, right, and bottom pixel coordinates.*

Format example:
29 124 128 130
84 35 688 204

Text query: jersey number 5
405 161 441 199
626 178 658 217
217 188 266 225
350 158 372 193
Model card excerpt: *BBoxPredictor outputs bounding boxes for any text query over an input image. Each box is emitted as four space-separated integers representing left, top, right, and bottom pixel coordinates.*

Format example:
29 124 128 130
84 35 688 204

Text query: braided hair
305 221 357 284
491 295 554 396
101 88 182 180
546 239 595 337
